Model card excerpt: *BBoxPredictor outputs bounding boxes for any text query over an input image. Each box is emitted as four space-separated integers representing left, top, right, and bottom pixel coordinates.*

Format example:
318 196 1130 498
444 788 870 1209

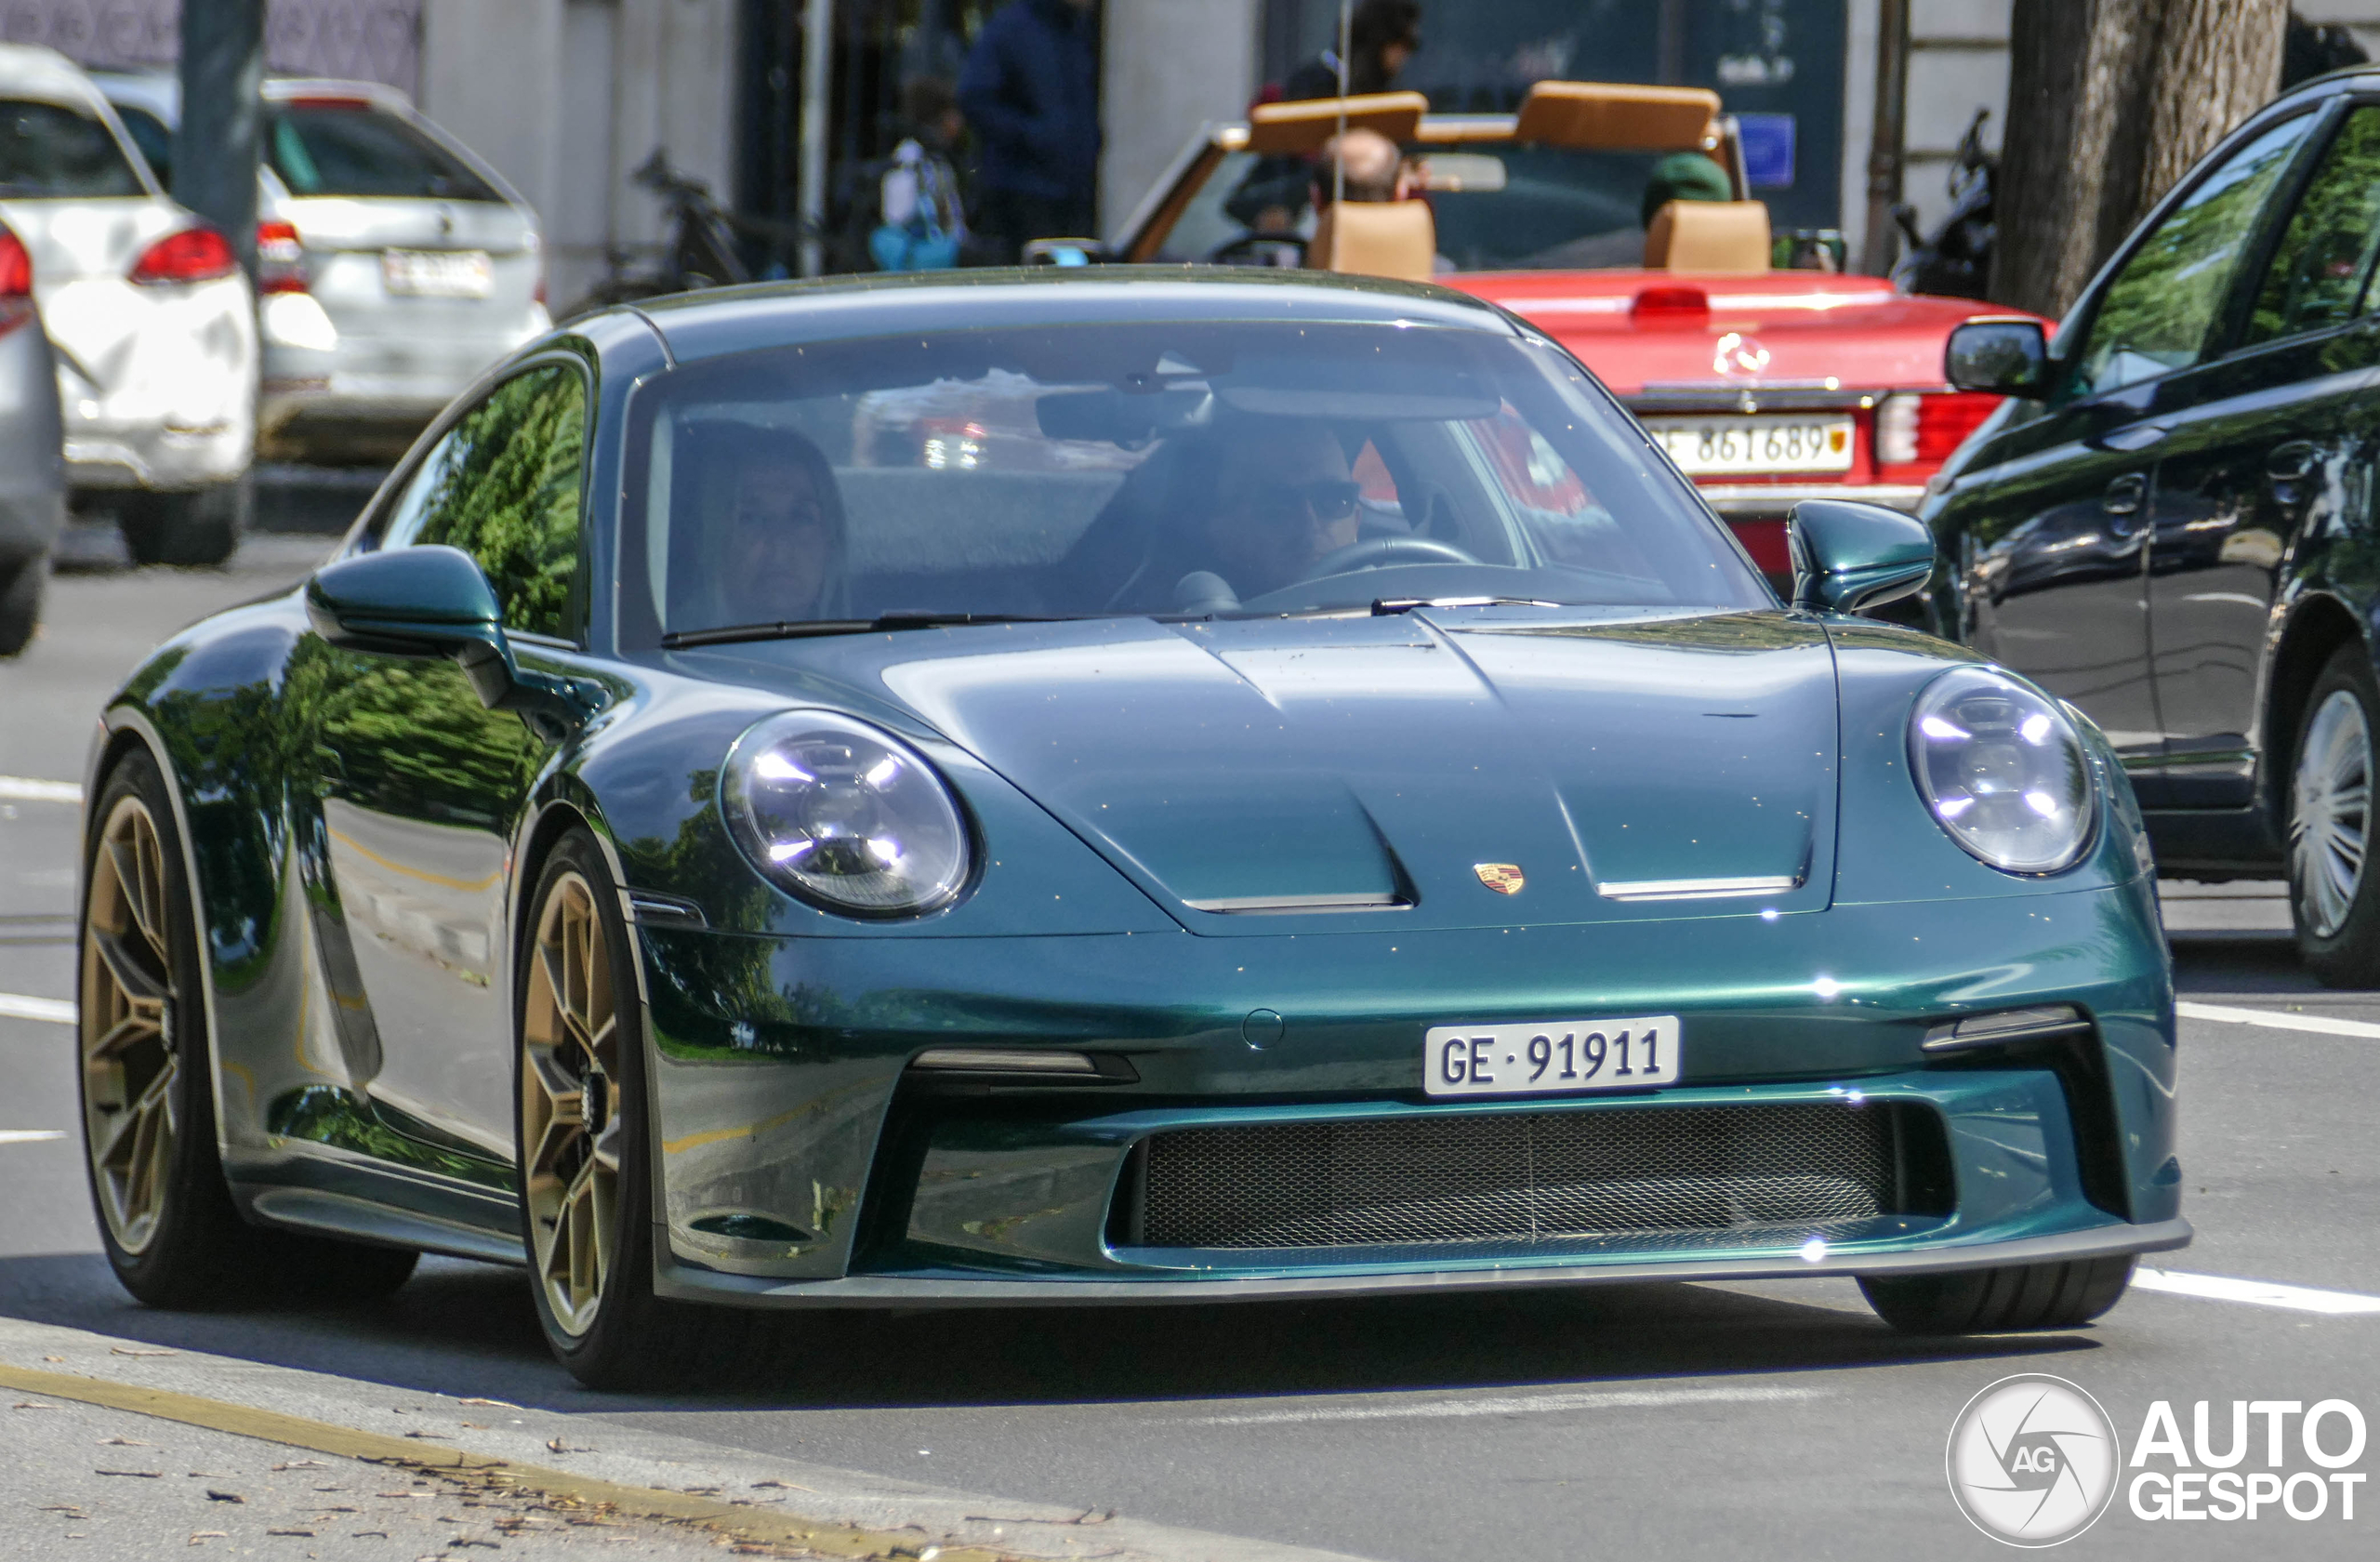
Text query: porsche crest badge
1474 863 1525 895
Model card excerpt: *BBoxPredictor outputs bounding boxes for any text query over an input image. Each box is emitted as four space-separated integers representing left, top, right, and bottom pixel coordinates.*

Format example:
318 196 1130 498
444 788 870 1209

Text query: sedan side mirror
1944 317 2049 396
1788 499 1937 615
306 546 596 736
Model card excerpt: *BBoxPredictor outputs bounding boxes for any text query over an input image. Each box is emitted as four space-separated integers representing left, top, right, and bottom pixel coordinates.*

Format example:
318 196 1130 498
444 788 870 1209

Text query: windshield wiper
662 612 1071 649
1371 596 1560 615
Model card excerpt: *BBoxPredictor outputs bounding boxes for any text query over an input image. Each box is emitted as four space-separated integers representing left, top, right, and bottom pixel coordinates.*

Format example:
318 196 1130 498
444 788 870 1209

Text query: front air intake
1123 1101 1947 1251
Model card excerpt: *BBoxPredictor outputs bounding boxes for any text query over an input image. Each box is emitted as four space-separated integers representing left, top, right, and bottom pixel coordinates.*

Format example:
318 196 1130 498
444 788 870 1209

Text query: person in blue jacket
958 0 1100 263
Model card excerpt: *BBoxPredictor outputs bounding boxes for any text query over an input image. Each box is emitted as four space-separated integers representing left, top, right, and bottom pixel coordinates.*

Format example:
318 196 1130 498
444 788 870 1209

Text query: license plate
382 248 493 298
1424 1015 1681 1098
1644 415 1855 475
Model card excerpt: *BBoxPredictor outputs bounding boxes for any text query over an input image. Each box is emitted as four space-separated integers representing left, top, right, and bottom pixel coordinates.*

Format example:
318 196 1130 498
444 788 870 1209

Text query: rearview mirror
306 546 595 735
1944 318 2049 396
1788 499 1936 615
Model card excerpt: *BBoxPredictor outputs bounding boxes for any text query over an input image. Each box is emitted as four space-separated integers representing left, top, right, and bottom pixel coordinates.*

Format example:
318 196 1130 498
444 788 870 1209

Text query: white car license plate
1424 1015 1680 1098
1643 415 1855 475
382 248 493 298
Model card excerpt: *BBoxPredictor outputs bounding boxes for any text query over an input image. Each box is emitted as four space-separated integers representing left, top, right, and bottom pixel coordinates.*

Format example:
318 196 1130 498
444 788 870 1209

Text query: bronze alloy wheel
522 867 622 1338
81 792 179 1255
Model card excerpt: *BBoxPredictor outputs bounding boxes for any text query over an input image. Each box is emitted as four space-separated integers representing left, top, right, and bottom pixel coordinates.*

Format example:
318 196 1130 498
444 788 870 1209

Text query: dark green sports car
78 272 2186 1387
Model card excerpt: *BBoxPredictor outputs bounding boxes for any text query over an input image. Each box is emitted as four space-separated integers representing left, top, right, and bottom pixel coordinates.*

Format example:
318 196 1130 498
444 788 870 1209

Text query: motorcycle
1892 109 1995 300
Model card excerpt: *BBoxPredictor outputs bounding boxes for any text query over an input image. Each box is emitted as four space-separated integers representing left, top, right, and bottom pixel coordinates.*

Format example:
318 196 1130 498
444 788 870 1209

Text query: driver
714 431 846 626
1197 422 1362 598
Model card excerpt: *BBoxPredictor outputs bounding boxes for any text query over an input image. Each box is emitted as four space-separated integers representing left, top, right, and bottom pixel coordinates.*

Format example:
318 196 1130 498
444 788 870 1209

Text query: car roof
85 72 415 126
627 268 1527 364
0 43 112 110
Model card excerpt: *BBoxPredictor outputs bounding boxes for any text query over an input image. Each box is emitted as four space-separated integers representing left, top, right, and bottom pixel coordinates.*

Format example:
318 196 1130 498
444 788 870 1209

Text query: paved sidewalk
0 1315 1368 1562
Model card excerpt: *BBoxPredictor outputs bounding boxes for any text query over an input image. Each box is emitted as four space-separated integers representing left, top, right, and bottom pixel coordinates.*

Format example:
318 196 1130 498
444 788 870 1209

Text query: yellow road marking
325 826 503 894
0 1361 1007 1560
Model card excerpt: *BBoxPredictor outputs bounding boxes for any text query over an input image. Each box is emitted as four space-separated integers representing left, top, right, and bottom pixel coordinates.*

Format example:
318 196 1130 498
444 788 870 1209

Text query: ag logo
1712 330 1771 377
1947 1374 2121 1546
1473 862 1525 894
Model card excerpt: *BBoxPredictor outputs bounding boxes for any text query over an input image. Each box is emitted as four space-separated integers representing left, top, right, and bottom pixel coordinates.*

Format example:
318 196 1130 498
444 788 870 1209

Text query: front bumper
634 881 2181 1307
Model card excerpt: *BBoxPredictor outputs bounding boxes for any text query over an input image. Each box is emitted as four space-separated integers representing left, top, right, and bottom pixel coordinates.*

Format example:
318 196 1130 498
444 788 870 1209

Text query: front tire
2291 645 2380 986
1858 1255 2134 1335
80 747 418 1307
518 829 759 1388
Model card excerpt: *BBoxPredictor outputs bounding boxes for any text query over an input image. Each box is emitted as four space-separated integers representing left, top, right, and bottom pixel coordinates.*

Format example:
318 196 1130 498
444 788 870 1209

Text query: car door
311 359 589 1160
1948 111 2322 799
2143 102 2380 807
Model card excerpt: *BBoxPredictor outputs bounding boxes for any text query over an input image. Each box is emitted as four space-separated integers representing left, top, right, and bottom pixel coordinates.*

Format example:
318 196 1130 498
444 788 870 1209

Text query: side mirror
1789 499 1937 615
306 546 595 735
1944 317 2049 396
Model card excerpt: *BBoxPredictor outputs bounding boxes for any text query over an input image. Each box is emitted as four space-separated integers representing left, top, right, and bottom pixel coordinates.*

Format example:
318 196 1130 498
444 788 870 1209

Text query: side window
2074 114 2319 395
382 364 588 640
2244 108 2380 346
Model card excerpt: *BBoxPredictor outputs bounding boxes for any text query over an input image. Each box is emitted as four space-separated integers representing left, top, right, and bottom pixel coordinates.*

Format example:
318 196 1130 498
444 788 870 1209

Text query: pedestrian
1281 0 1421 100
867 77 968 272
958 0 1100 264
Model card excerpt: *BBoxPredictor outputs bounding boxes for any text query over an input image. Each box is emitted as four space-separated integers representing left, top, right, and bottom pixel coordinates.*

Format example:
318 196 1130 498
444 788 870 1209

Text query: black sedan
1929 64 2380 983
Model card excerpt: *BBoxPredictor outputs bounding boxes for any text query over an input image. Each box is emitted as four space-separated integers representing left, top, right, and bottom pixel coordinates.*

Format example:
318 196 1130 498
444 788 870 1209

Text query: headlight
721 711 970 917
1908 668 2096 874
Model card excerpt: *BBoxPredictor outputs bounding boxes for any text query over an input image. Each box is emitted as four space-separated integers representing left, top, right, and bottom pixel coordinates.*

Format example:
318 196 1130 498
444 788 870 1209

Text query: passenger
1314 127 1413 205
1640 150 1733 230
715 432 846 625
1194 422 1362 598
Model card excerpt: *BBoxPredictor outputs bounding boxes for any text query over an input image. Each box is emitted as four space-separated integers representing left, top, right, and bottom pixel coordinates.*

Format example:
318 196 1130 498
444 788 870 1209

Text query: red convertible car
1093 81 2031 580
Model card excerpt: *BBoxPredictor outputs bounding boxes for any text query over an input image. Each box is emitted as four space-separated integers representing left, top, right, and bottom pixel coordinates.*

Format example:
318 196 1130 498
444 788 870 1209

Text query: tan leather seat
1310 200 1436 284
1644 200 1772 272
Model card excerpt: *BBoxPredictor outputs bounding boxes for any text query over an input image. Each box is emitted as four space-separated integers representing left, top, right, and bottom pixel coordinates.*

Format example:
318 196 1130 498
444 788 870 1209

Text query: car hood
753 609 1841 934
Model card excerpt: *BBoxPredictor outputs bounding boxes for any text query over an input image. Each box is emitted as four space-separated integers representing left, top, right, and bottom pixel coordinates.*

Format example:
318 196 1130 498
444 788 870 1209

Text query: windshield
1158 144 1671 271
0 99 142 198
265 103 501 202
623 318 1765 643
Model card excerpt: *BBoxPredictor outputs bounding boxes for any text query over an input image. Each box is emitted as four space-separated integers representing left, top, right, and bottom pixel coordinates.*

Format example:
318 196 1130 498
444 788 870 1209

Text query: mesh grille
1135 1104 1907 1251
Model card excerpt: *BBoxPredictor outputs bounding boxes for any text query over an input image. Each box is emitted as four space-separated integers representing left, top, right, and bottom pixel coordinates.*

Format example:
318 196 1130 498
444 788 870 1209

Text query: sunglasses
1244 478 1364 524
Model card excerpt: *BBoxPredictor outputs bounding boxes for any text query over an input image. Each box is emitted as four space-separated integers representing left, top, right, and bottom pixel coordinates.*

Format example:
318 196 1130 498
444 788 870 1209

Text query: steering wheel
1206 232 1308 268
1302 536 1480 579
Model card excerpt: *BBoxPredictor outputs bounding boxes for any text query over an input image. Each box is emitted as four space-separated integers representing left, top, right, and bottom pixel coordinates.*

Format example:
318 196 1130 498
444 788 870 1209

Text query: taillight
256 218 309 293
0 228 30 297
1876 390 2002 468
0 228 30 337
131 226 240 285
1632 285 1710 320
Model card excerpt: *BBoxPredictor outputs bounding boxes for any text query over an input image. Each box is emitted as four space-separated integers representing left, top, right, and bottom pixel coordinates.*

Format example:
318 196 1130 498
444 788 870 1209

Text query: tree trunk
1992 0 2288 322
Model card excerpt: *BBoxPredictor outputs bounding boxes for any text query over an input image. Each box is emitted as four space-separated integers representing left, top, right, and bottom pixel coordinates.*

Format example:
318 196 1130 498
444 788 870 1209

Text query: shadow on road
0 1249 2096 1416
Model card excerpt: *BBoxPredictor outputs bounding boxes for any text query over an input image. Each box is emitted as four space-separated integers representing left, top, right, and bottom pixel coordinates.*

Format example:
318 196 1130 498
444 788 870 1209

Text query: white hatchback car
98 73 549 467
0 44 256 566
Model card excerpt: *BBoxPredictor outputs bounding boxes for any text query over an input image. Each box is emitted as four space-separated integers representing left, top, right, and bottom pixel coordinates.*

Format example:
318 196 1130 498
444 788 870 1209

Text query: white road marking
0 1131 64 1145
0 994 75 1026
1181 1384 1824 1427
2176 1000 2380 1039
0 776 80 805
2135 1267 2380 1317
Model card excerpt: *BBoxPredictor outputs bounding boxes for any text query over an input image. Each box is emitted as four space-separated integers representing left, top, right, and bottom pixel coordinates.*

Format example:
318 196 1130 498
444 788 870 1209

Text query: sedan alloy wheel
2294 685 2372 939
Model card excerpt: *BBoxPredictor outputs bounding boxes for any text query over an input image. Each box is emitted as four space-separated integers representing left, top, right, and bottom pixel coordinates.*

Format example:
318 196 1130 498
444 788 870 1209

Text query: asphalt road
2 540 2376 1560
